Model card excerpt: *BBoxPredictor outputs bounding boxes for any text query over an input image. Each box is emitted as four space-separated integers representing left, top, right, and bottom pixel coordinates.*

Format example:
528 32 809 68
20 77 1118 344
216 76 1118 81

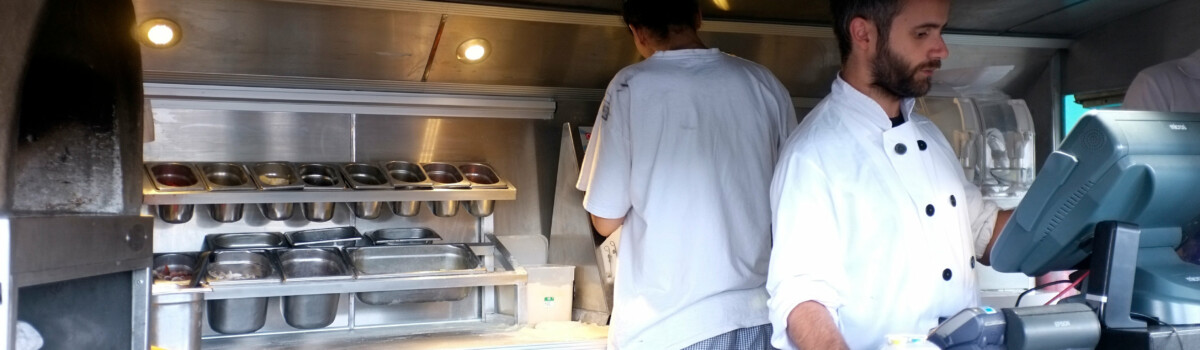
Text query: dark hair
830 0 903 62
622 0 701 40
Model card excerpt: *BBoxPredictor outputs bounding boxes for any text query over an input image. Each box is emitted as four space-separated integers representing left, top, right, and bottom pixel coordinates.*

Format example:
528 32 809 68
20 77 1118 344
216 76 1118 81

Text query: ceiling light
713 0 731 11
136 18 181 48
456 38 491 63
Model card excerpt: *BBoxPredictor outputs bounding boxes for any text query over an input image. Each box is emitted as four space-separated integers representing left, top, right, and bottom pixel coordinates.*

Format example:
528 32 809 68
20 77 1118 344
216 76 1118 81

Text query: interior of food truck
2 0 1199 349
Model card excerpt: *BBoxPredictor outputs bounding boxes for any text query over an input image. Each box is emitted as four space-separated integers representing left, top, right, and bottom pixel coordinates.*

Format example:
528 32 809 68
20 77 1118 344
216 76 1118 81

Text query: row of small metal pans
154 228 480 333
145 161 508 192
154 226 451 287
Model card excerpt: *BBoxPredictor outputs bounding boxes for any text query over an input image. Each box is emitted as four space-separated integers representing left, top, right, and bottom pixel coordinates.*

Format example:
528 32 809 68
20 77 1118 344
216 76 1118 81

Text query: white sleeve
767 152 847 350
963 179 1001 259
1123 71 1170 111
577 79 633 219
773 78 798 148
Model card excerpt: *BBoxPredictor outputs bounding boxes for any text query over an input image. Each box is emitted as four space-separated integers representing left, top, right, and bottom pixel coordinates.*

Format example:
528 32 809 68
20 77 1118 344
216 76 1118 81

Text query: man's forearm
787 301 849 350
980 209 1014 266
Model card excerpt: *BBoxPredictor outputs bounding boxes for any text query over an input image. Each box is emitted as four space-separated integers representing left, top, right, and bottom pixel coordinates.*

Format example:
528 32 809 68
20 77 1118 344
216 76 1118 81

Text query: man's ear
849 16 877 56
693 12 703 30
629 25 647 46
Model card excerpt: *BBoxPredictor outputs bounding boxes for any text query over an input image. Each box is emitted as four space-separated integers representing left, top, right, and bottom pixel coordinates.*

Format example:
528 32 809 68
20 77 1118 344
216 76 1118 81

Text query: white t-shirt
1123 49 1200 112
767 76 998 350
577 48 796 349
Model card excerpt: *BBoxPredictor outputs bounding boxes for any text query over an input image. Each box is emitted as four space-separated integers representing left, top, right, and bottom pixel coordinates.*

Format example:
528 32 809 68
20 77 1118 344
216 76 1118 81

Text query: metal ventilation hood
131 0 1177 102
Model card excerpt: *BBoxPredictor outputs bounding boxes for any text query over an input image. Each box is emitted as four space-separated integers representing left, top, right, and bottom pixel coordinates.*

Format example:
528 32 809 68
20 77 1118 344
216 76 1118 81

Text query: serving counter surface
202 321 607 350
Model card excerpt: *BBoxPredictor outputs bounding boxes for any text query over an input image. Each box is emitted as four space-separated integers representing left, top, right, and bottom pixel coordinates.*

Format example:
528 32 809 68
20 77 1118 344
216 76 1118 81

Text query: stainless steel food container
297 163 346 222
421 162 470 189
204 250 281 334
351 200 385 220
197 162 258 191
146 162 207 192
153 253 199 286
147 163 205 223
346 244 483 305
427 200 460 217
381 160 431 217
248 162 304 190
457 163 508 189
339 163 392 190
151 291 204 350
208 203 244 223
339 163 390 219
422 162 469 217
390 200 421 217
257 202 295 221
364 227 442 246
285 226 364 248
458 163 507 217
380 160 433 189
278 248 353 329
197 163 258 222
204 232 288 251
156 204 195 224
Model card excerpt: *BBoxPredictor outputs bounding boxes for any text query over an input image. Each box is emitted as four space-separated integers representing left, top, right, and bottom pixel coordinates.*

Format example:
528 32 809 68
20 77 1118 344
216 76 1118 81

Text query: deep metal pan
455 162 509 189
195 162 259 191
420 162 470 189
285 226 365 248
145 162 208 192
296 163 347 191
338 162 393 190
247 162 304 190
379 160 434 189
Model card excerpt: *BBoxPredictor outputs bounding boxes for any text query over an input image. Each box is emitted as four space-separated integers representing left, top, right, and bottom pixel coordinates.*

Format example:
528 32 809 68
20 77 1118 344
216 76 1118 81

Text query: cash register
928 110 1200 350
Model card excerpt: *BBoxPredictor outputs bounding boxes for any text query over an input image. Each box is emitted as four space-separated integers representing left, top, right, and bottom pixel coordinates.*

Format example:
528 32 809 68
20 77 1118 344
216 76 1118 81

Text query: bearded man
764 0 1011 349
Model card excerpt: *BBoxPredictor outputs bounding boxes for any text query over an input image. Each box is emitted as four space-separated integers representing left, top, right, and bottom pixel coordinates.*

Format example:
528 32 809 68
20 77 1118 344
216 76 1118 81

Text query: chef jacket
1124 49 1200 112
766 75 999 350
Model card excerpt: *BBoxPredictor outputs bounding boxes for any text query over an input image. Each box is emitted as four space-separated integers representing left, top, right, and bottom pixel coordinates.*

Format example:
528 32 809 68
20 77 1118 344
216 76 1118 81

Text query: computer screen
991 110 1200 276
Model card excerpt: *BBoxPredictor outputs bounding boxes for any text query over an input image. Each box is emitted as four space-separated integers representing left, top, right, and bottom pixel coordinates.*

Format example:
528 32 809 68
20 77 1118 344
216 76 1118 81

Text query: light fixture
713 0 731 11
136 18 181 48
456 38 491 63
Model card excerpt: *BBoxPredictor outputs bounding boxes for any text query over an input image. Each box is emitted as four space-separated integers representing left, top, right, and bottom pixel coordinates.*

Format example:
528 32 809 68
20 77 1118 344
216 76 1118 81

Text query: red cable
1044 270 1090 305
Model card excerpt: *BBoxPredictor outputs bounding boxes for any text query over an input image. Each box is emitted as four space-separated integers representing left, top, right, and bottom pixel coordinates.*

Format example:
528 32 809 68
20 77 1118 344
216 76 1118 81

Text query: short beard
872 43 941 98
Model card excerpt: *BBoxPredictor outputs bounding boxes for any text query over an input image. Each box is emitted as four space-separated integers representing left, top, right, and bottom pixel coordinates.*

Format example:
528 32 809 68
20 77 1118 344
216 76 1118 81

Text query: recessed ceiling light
136 18 182 48
456 38 491 63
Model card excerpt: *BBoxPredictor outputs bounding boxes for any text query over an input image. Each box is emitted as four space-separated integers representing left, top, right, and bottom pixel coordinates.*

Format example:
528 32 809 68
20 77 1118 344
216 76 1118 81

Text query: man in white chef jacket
576 0 796 348
766 0 1011 349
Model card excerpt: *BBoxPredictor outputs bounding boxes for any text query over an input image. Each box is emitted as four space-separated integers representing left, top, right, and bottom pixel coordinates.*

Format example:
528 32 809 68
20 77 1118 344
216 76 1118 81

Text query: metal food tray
145 162 208 192
363 227 442 246
277 247 355 282
204 250 283 286
420 162 471 189
344 244 484 280
204 232 289 251
248 162 304 190
296 163 348 191
285 226 365 248
339 162 393 190
153 252 201 286
455 162 509 189
379 160 434 189
195 162 259 191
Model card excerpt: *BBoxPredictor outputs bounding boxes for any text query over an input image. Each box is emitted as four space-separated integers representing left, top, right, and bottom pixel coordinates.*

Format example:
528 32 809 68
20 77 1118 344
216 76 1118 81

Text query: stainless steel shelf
143 183 517 205
199 269 527 300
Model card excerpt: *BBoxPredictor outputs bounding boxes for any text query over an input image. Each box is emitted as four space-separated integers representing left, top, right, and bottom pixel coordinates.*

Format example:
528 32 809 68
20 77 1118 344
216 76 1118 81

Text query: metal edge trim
265 0 1071 48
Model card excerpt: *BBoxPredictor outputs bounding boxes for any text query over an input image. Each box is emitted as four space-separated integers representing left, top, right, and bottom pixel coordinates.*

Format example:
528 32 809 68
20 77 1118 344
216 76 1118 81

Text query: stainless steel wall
1065 0 1200 94
145 108 544 249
